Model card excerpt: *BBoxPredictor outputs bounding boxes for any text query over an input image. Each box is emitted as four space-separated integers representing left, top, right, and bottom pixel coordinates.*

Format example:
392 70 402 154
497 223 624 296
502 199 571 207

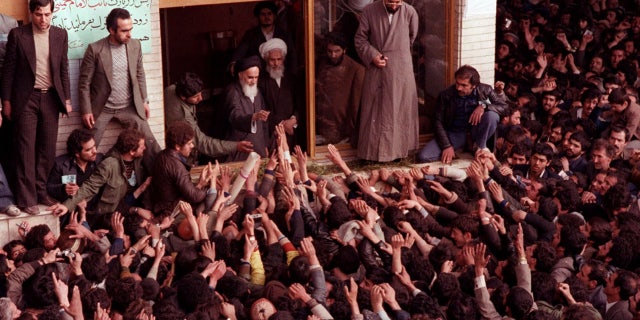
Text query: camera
56 249 76 259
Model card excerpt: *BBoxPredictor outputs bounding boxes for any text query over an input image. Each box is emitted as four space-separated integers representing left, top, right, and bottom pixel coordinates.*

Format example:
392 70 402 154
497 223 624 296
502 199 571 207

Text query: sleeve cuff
475 275 486 289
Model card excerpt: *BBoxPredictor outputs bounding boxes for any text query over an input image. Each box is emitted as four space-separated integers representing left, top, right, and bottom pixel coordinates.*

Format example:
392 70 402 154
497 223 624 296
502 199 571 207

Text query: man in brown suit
78 8 160 163
1 0 72 214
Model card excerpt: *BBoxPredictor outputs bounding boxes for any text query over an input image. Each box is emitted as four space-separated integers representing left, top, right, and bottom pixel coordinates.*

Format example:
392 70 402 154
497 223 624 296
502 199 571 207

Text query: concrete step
0 205 60 247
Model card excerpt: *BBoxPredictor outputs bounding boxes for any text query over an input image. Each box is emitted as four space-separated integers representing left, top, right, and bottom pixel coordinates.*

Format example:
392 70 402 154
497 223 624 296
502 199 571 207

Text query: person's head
590 139 615 170
253 1 277 27
509 143 531 165
450 215 479 248
288 255 311 284
530 143 554 177
604 75 623 94
559 226 587 256
29 0 53 32
176 72 204 105
325 32 348 65
250 298 276 320
565 131 590 159
506 287 533 318
577 259 607 290
66 129 97 164
590 55 605 74
106 8 132 45
81 288 111 320
605 270 638 301
580 89 601 118
259 38 287 80
109 277 143 314
3 240 26 264
541 91 561 112
610 46 626 69
383 0 403 13
113 129 146 159
454 65 480 97
608 88 631 114
505 107 521 126
0 297 21 320
608 124 629 157
548 121 565 144
166 121 195 158
236 56 261 97
24 224 56 250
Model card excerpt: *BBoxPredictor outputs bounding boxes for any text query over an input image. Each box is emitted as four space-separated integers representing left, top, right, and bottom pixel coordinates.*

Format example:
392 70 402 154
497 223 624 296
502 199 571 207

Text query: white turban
259 38 287 59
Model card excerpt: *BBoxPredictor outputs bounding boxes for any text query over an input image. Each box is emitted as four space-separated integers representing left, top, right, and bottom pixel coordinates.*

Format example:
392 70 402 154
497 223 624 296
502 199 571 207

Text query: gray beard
241 83 258 102
267 65 285 82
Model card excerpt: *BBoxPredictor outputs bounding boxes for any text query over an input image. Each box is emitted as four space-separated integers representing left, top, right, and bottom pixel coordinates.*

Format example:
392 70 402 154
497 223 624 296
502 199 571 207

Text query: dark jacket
433 83 507 149
47 153 103 202
63 151 146 214
151 149 207 217
1 24 70 114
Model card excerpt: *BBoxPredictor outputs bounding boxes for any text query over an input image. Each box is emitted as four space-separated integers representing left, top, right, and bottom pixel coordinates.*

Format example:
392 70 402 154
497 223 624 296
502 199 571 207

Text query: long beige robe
354 1 419 162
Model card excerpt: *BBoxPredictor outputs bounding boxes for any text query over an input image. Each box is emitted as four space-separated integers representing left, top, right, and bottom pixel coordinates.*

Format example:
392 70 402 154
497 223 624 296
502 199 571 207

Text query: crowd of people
4 0 640 320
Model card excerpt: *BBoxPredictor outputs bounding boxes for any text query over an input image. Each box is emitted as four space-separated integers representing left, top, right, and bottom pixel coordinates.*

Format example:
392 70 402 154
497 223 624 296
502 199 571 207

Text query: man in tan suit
78 8 159 161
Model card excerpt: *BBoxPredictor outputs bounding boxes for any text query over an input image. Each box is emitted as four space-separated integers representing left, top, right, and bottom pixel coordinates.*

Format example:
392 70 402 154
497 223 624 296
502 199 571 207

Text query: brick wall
55 1 165 155
455 0 497 85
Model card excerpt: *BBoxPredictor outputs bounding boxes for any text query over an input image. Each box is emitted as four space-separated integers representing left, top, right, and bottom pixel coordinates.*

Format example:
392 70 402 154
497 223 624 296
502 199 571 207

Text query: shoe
38 195 58 206
23 205 40 215
4 205 20 217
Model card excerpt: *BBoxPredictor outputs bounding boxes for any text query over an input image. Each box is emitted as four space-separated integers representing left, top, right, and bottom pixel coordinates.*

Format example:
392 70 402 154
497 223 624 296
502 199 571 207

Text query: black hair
287 255 310 285
432 272 459 306
532 143 555 162
113 129 145 154
569 131 591 152
615 270 638 300
66 129 94 157
29 0 53 12
587 217 612 247
24 263 59 308
176 72 204 99
506 287 534 319
106 8 131 32
81 253 109 284
253 1 278 17
165 121 195 149
451 214 479 238
584 259 607 287
447 293 480 320
24 225 52 250
603 183 631 214
216 275 249 301
109 277 142 314
82 288 111 320
454 65 481 86
531 271 557 304
559 226 587 257
176 272 213 313
533 241 557 273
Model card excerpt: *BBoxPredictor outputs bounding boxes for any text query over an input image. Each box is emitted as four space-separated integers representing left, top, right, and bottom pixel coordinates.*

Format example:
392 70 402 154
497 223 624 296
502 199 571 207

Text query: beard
241 82 258 102
267 65 285 81
328 55 344 66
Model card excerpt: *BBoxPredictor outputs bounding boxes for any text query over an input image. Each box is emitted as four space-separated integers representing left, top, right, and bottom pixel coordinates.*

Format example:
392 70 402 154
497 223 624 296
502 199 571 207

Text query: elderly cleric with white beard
258 38 300 145
224 55 271 161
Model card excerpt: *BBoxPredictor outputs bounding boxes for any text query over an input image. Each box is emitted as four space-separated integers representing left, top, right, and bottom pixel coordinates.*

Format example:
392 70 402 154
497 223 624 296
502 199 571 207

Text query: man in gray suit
78 8 160 161
1 0 72 214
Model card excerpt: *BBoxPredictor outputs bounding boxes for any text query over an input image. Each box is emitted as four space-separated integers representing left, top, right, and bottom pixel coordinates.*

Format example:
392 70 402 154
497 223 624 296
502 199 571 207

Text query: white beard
241 83 258 103
267 65 285 87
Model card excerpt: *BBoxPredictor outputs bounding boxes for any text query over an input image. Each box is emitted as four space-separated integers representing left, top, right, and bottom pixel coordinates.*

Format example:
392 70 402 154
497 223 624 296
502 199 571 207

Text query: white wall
455 0 497 85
